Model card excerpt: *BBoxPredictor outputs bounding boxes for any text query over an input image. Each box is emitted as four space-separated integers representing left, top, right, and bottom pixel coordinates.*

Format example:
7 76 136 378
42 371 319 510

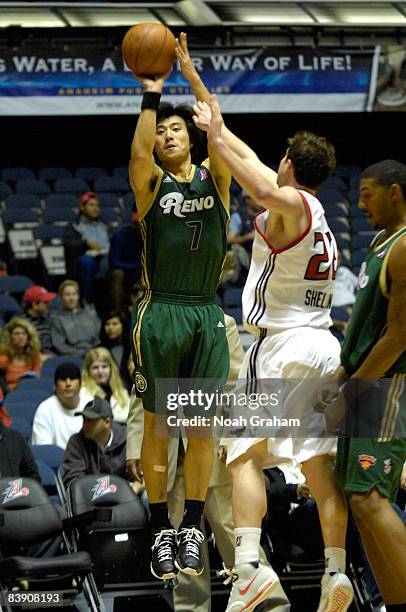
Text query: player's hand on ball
193 101 212 132
137 69 172 93
175 32 196 81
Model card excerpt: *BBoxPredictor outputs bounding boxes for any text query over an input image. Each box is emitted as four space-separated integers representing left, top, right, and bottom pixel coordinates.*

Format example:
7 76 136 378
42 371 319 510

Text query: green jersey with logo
139 164 229 300
341 226 406 376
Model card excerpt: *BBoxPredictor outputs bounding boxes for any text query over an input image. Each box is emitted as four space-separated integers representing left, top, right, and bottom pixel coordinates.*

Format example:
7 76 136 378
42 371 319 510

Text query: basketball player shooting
127 28 232 582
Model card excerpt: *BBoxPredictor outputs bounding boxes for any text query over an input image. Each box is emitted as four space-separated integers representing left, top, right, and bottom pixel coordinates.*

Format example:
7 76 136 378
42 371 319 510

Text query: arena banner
0 46 376 115
370 44 406 111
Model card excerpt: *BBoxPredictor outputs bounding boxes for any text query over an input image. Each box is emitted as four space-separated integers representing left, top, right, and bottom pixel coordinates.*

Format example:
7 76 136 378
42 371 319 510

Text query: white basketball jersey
242 190 337 336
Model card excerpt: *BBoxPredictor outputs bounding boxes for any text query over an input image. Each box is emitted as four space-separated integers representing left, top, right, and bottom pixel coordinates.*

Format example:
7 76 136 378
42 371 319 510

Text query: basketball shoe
175 525 205 575
150 528 178 580
223 562 280 611
317 572 354 612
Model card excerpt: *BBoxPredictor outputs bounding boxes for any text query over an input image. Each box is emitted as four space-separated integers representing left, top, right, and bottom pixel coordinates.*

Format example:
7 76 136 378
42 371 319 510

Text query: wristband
141 91 161 111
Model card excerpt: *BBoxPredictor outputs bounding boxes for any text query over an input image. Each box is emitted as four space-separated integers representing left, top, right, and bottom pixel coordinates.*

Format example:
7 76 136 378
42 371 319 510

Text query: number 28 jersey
242 190 337 336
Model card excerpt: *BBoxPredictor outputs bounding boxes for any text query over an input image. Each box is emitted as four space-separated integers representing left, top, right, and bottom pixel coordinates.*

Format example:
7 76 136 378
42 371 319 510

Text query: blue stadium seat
331 306 350 321
54 178 90 194
1 167 35 182
36 460 58 499
75 166 108 181
38 167 72 182
352 249 368 268
5 399 37 425
31 444 64 473
223 286 243 307
351 216 372 233
5 194 42 210
112 166 129 179
349 175 360 191
319 176 348 194
98 192 121 208
101 209 120 225
324 202 349 218
9 416 31 441
41 355 83 379
335 234 351 250
0 181 13 198
45 193 78 209
94 176 129 193
15 179 51 197
121 208 133 223
43 208 76 224
34 225 65 242
17 378 53 394
348 189 360 206
7 388 51 404
317 189 349 207
328 219 349 233
352 234 374 249
0 275 34 295
224 306 243 325
0 294 21 321
2 209 40 227
335 165 362 180
122 192 135 208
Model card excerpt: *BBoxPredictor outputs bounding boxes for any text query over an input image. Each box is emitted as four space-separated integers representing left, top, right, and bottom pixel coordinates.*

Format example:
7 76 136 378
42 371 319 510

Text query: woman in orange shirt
0 317 41 392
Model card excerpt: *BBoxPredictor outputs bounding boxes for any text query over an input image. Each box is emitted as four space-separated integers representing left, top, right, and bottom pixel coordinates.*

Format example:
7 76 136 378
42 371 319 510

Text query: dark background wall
0 111 403 170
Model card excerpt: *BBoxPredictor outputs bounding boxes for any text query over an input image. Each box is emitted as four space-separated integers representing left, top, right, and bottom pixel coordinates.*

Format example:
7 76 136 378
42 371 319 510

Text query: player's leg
225 440 281 612
301 453 353 612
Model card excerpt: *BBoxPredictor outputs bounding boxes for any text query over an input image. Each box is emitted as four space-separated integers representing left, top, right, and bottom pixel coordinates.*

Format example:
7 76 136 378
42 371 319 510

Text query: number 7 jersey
243 190 337 336
138 164 229 298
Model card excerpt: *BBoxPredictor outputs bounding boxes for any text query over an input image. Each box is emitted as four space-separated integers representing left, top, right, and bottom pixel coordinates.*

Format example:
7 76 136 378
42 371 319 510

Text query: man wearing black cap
32 362 92 449
63 397 127 487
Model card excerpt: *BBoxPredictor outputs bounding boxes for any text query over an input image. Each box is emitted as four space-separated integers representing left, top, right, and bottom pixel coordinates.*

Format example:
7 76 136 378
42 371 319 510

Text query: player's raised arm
129 74 168 201
199 97 302 218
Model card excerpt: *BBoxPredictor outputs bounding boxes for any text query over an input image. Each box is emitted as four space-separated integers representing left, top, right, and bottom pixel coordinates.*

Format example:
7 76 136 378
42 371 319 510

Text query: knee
349 489 387 522
186 434 213 453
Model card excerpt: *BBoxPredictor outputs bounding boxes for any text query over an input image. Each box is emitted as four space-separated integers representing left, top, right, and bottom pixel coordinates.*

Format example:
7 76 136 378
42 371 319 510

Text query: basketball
122 23 176 78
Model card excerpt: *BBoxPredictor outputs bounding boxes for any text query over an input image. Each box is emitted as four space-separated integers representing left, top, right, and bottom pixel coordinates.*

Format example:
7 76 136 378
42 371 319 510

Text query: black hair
100 310 129 345
155 102 206 163
361 159 406 198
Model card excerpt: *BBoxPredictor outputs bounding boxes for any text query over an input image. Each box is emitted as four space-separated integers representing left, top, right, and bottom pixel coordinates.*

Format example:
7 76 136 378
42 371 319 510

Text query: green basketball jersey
139 164 229 300
341 226 406 376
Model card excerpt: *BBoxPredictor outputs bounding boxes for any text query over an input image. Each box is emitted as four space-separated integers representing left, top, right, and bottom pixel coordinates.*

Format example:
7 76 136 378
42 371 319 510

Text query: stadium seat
54 178 90 194
223 286 244 307
41 355 83 379
2 209 40 228
94 176 129 193
0 217 5 244
1 167 35 182
98 192 121 208
38 167 72 182
317 189 349 207
112 166 129 179
331 306 350 322
0 294 22 321
43 208 76 225
31 445 65 473
7 228 38 261
15 179 51 197
323 202 349 218
7 387 51 405
351 216 372 233
45 193 78 209
122 208 133 223
352 249 368 269
36 460 59 499
335 165 362 180
0 180 13 199
17 378 53 394
100 208 119 225
352 234 374 249
0 477 97 610
75 166 108 181
319 175 348 194
9 416 31 441
224 306 243 325
34 225 65 243
5 400 38 425
39 245 67 277
122 192 135 209
5 194 42 210
328 219 349 233
0 275 34 295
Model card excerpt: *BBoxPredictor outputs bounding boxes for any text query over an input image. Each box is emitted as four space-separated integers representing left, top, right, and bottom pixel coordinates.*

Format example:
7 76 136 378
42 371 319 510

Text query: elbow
253 186 274 208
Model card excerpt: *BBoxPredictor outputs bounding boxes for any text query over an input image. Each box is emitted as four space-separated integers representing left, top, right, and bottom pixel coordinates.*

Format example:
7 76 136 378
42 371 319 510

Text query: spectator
32 362 92 449
108 208 142 311
227 191 262 254
0 421 39 480
63 397 127 488
99 311 133 392
0 317 41 392
22 284 56 358
332 251 358 308
50 279 100 358
63 191 110 305
81 347 130 423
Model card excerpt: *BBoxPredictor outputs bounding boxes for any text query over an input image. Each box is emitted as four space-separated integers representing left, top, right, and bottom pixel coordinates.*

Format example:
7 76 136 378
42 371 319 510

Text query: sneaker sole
174 560 204 576
150 563 178 581
227 577 279 612
322 585 354 612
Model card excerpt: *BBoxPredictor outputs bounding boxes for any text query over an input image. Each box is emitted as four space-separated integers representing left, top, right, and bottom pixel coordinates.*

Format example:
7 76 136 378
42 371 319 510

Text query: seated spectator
99 311 133 392
63 191 110 305
108 208 142 311
22 284 56 358
63 397 127 488
50 279 100 358
0 420 40 480
81 347 130 423
32 362 92 448
0 317 41 392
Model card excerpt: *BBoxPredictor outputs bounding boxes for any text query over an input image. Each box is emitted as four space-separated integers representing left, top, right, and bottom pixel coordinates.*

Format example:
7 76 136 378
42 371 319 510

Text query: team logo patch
376 248 387 259
91 476 117 501
135 371 147 393
383 458 393 475
358 454 377 470
199 168 208 182
163 176 172 183
2 479 30 504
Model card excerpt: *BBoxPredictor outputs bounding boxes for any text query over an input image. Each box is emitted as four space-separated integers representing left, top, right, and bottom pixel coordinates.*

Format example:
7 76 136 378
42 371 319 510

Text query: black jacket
63 421 128 487
0 423 40 480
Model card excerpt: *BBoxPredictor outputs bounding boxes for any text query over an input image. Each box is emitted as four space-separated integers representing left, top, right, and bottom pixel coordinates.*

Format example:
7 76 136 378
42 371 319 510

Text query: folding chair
0 477 99 612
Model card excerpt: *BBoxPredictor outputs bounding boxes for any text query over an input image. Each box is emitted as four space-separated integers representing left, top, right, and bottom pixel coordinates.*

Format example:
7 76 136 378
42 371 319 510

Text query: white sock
234 527 261 568
325 547 346 574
